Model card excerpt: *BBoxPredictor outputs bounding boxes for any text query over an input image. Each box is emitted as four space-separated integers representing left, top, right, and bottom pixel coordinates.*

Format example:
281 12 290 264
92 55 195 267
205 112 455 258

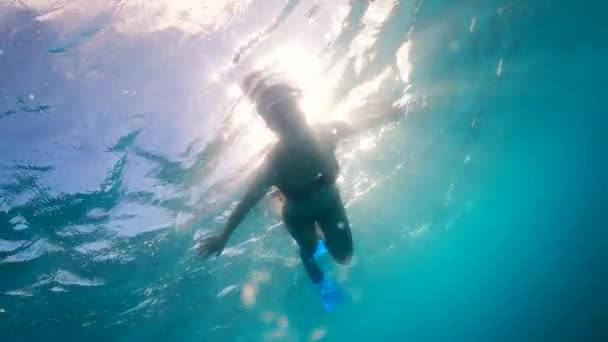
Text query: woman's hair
242 71 302 115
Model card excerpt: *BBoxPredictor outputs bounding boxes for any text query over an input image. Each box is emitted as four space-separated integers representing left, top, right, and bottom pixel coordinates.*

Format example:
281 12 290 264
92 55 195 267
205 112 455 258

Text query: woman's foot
315 278 344 312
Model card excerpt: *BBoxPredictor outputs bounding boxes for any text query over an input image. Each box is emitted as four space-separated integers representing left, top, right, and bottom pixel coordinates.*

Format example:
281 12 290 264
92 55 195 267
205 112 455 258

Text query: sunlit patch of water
1 239 63 264
349 0 397 74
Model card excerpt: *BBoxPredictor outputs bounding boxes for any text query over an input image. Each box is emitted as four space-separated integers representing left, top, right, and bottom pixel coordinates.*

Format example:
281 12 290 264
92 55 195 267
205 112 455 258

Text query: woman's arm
197 160 273 258
219 165 272 241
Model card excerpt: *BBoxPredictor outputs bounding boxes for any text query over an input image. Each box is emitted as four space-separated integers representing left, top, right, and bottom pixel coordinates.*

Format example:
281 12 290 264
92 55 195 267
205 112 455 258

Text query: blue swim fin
314 240 328 260
315 278 344 312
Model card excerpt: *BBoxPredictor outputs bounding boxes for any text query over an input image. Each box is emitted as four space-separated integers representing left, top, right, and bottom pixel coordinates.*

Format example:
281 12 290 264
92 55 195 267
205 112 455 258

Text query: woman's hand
196 233 229 258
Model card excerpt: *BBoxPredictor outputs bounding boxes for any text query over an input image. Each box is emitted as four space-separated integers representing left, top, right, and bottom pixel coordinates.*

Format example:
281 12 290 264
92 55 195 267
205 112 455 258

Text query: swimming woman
197 72 403 310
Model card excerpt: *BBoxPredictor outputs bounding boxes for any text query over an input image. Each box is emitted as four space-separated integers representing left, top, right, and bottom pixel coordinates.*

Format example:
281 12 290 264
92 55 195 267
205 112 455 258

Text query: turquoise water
0 0 605 341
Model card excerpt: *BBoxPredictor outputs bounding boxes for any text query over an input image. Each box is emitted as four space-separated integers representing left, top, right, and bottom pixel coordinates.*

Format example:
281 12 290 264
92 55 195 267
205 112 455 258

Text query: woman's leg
317 194 353 265
284 219 324 283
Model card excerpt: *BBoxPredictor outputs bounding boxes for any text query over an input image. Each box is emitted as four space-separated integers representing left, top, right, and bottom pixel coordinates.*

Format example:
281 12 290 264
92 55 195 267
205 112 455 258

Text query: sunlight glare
358 135 377 151
232 101 254 125
253 46 335 123
333 66 394 120
227 83 243 98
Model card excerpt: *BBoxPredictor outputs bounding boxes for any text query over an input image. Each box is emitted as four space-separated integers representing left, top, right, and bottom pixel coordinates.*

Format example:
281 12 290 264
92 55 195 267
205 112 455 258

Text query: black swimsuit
270 125 353 283
275 127 342 221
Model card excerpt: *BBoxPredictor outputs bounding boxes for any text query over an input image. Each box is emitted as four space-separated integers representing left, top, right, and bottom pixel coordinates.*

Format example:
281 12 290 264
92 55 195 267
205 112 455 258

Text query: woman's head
242 72 307 135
